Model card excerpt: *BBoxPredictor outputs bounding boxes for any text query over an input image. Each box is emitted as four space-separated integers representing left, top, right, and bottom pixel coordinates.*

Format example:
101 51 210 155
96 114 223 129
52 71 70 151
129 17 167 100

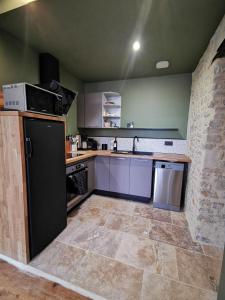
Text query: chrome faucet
132 136 139 153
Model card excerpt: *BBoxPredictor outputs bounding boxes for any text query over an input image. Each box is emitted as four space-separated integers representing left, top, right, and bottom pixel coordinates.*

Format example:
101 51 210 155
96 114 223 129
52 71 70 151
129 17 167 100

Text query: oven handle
68 167 88 175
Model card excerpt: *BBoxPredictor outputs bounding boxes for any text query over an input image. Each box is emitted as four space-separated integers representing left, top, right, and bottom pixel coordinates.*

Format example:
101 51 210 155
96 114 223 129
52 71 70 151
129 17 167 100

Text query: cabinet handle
133 159 150 163
113 157 127 160
25 137 32 158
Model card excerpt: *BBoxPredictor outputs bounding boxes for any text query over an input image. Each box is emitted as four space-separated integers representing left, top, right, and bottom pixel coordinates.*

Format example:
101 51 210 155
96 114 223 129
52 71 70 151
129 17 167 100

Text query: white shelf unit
102 92 121 128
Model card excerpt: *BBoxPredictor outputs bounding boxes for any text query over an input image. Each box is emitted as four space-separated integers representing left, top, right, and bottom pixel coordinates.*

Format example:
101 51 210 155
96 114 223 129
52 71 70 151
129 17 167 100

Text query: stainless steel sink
133 151 153 156
111 151 153 156
111 151 132 155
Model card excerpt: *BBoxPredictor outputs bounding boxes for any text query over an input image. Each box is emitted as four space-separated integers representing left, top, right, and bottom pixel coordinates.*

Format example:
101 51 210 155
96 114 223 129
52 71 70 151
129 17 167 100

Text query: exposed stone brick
185 15 225 247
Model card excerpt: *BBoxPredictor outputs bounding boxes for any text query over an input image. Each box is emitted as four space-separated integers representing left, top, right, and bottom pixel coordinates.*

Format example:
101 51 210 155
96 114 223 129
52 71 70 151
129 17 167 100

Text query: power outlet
164 141 173 146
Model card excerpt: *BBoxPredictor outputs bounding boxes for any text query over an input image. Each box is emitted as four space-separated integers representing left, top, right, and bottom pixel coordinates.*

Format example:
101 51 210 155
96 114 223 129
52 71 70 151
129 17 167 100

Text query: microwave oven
3 82 63 116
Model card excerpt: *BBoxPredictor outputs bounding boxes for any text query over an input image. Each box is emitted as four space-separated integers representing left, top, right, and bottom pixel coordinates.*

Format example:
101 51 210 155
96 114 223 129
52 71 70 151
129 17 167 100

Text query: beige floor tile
176 247 222 291
115 232 179 280
58 221 122 259
171 211 188 227
115 232 161 273
156 241 179 280
67 206 83 218
141 273 217 300
56 219 83 242
75 206 109 226
149 220 203 253
134 204 172 223
85 194 135 215
105 212 150 237
202 244 224 259
30 241 86 282
31 240 143 300
72 251 143 300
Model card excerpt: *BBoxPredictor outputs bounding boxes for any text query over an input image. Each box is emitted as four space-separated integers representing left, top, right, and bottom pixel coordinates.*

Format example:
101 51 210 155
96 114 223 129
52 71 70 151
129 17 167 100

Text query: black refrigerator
24 118 67 259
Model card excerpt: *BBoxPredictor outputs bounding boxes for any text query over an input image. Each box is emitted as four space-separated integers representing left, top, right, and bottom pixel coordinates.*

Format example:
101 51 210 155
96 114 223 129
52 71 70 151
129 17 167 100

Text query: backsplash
90 137 187 154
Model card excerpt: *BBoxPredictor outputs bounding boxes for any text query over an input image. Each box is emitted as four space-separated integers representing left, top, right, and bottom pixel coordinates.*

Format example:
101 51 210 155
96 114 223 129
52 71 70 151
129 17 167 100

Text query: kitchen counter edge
66 150 191 165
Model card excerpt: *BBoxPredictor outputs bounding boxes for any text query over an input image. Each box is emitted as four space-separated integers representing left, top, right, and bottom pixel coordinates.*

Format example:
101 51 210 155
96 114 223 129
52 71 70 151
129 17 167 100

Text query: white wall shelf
102 92 121 128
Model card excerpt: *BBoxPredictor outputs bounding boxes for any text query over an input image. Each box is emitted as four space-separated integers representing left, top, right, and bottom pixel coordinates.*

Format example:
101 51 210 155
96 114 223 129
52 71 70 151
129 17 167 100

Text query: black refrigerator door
24 118 67 259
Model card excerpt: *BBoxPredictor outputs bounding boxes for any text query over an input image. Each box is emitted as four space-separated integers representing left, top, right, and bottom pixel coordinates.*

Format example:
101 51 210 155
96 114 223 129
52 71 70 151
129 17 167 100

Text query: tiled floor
30 195 224 300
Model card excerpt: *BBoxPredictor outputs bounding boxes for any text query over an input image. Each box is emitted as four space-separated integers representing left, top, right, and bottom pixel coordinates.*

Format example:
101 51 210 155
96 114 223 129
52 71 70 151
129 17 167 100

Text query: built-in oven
66 161 89 211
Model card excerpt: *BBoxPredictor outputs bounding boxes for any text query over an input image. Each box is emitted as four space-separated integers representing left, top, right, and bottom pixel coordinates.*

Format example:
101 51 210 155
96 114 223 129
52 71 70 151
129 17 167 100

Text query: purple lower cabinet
129 158 153 198
109 157 130 194
95 156 110 191
88 157 95 192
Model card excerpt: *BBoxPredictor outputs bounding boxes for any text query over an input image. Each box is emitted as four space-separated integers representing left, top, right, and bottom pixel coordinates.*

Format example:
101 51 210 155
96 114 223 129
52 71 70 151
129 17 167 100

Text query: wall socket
164 141 173 146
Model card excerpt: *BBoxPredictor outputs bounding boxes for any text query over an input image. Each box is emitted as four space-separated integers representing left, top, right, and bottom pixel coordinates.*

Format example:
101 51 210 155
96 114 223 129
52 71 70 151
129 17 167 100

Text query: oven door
66 167 88 204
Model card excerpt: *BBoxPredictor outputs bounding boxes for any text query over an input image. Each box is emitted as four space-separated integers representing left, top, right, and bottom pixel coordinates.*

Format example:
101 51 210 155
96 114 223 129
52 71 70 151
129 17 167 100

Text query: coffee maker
87 138 98 150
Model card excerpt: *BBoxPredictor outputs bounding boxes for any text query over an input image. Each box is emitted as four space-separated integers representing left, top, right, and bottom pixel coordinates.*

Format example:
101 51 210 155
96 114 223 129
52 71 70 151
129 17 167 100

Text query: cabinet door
85 93 102 128
77 93 85 128
88 157 95 192
109 157 130 194
129 158 153 198
95 156 110 191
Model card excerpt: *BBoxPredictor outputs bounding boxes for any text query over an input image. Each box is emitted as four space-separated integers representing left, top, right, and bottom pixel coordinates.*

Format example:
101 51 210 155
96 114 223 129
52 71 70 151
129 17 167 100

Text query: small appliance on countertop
79 137 98 150
102 143 108 150
76 134 82 149
87 138 98 150
79 135 88 150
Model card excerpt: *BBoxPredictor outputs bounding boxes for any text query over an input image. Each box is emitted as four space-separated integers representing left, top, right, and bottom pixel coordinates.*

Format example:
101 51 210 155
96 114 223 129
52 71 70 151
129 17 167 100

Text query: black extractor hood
37 53 77 115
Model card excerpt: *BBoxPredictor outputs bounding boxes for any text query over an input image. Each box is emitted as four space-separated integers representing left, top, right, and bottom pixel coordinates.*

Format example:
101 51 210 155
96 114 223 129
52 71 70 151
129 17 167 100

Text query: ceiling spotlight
132 41 141 51
156 61 170 69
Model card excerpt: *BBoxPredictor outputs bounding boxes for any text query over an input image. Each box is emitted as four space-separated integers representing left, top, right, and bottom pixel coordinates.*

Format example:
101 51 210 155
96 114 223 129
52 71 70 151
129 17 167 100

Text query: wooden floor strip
0 259 90 299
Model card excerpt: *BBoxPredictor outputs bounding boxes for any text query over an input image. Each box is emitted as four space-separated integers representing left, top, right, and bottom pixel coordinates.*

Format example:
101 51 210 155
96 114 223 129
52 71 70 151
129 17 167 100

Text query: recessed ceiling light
156 61 170 69
132 41 141 51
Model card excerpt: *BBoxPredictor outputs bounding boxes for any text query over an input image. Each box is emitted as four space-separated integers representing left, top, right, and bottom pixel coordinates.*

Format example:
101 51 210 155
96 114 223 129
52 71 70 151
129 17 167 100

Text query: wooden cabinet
88 157 95 192
95 156 110 191
77 93 85 128
84 93 103 128
109 157 130 194
129 158 153 198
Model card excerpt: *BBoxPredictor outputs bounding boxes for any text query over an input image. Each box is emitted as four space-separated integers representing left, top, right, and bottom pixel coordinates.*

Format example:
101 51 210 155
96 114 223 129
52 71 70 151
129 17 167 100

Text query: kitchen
0 1 225 299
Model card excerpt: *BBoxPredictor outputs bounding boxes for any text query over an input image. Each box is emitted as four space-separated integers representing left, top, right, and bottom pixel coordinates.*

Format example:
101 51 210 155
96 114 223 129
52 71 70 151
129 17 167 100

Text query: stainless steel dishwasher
153 161 184 211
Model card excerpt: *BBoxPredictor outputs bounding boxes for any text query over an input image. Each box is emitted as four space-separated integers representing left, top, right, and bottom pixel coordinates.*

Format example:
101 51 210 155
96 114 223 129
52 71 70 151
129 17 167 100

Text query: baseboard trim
94 189 151 204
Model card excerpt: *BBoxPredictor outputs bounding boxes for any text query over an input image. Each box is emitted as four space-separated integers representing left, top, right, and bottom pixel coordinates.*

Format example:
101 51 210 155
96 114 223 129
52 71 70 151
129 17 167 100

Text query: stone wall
185 15 225 247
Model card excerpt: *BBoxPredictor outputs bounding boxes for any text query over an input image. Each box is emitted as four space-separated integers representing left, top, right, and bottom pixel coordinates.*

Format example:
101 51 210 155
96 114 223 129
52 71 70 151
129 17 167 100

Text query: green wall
0 29 39 84
0 29 82 134
85 74 191 138
0 28 191 138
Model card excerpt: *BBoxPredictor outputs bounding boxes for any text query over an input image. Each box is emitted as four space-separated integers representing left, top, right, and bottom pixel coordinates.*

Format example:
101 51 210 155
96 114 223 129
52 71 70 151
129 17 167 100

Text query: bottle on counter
71 136 78 153
113 137 117 151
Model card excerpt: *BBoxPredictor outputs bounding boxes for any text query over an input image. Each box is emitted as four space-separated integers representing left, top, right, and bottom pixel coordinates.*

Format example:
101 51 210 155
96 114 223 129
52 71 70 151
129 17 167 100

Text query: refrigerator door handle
25 137 33 158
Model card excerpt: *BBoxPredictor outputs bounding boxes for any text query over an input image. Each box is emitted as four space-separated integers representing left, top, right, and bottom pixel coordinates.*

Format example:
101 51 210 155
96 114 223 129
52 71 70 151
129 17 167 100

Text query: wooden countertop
66 150 191 165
